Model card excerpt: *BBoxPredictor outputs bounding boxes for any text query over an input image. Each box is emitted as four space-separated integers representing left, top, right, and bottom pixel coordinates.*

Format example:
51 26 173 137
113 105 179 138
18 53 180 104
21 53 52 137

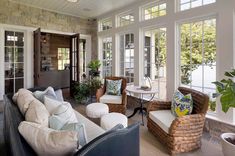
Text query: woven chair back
178 87 209 114
104 77 127 93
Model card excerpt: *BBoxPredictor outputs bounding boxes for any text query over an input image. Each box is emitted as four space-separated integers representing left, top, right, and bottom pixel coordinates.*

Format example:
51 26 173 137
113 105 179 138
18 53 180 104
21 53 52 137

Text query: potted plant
74 81 90 104
212 69 235 156
87 59 101 77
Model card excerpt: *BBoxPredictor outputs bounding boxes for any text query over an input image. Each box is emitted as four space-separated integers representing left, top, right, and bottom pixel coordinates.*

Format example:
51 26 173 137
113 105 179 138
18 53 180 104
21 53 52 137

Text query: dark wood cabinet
33 28 80 96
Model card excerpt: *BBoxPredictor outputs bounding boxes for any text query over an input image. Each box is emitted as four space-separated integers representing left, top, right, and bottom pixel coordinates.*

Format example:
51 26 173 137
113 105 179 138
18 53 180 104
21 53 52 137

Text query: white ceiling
10 0 141 18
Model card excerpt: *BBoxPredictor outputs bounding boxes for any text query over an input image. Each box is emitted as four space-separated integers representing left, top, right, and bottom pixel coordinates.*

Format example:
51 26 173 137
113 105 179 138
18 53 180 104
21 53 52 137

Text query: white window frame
177 0 216 12
119 32 135 83
143 27 167 100
98 18 112 32
141 0 167 21
101 37 112 78
177 16 217 112
117 11 135 27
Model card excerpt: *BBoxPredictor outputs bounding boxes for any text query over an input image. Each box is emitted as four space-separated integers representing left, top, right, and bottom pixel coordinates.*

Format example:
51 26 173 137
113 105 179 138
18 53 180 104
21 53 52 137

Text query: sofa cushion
17 89 35 115
12 88 32 103
33 86 57 103
49 103 78 130
106 79 122 95
25 99 50 127
18 121 78 156
149 110 176 133
100 95 122 104
74 111 105 142
171 90 193 117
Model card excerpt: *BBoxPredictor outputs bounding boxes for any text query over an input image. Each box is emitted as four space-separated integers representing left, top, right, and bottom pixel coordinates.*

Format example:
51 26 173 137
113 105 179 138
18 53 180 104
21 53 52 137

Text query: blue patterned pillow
171 90 193 117
106 79 122 96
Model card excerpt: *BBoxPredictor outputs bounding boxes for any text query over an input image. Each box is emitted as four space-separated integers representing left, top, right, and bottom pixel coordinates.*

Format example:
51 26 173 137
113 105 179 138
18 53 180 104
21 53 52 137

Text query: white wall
97 0 235 124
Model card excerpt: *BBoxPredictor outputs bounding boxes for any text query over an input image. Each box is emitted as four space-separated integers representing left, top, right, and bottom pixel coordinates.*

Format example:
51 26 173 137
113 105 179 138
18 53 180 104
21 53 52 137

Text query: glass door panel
4 30 24 94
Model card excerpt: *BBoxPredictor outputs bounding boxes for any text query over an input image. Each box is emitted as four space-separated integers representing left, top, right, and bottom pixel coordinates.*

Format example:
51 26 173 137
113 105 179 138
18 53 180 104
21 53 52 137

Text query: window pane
144 28 166 99
180 18 216 111
179 0 216 11
144 2 166 20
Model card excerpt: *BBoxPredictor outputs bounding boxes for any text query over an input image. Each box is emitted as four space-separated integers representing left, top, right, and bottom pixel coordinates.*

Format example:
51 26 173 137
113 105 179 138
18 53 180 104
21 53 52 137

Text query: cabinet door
33 28 41 86
70 34 80 95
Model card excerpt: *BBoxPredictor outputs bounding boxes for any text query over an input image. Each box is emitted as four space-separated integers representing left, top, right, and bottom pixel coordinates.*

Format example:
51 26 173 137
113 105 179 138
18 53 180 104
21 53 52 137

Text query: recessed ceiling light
67 0 78 3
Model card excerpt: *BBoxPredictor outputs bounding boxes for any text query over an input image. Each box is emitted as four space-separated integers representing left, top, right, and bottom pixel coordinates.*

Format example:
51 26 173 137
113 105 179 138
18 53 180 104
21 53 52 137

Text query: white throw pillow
55 89 64 101
12 88 32 103
33 86 57 103
17 89 35 115
61 122 88 147
25 99 50 127
18 121 78 156
49 103 78 130
44 96 73 115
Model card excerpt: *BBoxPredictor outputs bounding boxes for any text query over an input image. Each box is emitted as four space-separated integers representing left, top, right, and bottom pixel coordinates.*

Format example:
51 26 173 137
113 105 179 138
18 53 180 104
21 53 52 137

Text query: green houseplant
88 60 101 77
73 78 102 104
74 81 90 104
212 69 235 156
212 69 235 113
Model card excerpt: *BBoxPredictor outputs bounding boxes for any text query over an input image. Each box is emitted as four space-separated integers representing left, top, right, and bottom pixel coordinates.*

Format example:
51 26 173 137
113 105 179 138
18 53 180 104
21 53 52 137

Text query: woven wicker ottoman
86 103 109 118
100 112 128 130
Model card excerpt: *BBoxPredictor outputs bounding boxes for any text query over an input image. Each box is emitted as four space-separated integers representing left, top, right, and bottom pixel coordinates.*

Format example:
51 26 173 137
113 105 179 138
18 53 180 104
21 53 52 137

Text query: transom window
144 28 167 99
102 37 112 78
119 13 134 27
58 48 70 70
120 33 134 83
99 18 112 31
143 2 166 20
180 18 216 111
179 0 216 11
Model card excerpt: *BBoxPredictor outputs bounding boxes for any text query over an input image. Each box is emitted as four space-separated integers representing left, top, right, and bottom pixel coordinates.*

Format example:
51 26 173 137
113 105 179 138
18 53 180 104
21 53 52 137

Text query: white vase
221 133 235 156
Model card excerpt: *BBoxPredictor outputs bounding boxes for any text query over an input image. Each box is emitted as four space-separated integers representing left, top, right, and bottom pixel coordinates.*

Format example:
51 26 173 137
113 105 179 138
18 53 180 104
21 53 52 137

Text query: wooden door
70 34 80 95
33 28 41 86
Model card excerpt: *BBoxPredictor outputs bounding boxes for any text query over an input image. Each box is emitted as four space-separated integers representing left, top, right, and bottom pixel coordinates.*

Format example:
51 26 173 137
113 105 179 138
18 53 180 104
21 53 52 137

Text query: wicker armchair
147 87 209 154
96 77 127 114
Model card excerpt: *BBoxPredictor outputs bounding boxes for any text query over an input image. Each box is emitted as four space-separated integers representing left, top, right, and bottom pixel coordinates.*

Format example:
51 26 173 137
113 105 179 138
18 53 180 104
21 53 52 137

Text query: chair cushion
100 95 122 104
149 110 176 133
171 90 193 117
106 79 122 95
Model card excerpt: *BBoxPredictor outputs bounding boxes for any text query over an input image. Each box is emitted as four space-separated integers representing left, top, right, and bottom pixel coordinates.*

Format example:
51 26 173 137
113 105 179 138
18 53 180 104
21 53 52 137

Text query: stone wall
204 118 235 143
0 0 98 59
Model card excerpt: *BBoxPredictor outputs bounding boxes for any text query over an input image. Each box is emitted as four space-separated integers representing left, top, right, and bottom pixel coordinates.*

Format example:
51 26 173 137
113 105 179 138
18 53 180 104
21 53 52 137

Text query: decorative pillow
18 121 78 156
171 90 193 117
25 99 50 127
17 89 35 115
106 79 122 95
55 89 64 101
12 88 32 103
33 86 57 103
61 122 88 147
44 96 63 115
49 103 78 130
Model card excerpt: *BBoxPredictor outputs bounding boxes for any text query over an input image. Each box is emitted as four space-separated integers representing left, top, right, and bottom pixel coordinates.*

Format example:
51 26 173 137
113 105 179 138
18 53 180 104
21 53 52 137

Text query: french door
4 30 25 94
70 34 80 95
